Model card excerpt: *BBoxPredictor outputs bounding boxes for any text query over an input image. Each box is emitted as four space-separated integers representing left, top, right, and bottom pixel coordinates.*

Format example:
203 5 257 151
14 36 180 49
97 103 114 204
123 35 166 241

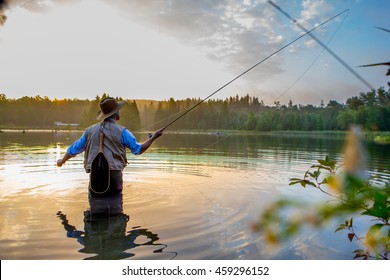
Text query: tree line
0 87 389 132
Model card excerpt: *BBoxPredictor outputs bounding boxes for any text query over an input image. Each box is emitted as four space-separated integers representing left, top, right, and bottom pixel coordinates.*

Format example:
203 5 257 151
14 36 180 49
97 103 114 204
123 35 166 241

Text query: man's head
96 97 126 121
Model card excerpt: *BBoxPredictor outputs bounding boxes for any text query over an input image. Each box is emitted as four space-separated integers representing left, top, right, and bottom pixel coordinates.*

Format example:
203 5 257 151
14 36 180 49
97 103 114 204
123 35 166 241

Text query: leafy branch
254 154 390 260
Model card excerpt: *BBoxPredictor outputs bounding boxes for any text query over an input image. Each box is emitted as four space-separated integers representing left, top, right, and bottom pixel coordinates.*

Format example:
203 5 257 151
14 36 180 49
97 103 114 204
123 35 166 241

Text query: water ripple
1 132 389 259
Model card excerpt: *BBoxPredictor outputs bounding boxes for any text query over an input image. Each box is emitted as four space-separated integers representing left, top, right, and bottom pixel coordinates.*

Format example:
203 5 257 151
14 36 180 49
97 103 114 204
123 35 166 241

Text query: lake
0 130 389 260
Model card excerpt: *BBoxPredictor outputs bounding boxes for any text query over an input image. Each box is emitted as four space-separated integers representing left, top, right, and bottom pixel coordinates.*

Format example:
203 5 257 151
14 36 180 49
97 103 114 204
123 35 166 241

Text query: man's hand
56 153 72 167
140 128 164 154
151 128 164 140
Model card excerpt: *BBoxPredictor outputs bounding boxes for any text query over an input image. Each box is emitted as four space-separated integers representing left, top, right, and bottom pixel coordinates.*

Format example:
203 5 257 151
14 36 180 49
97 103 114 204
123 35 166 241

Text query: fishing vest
84 120 128 172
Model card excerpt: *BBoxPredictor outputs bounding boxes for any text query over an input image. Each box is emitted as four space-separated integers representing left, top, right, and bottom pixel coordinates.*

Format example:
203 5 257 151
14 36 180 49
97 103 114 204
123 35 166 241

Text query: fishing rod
195 10 350 154
274 6 349 102
159 8 350 132
268 0 374 91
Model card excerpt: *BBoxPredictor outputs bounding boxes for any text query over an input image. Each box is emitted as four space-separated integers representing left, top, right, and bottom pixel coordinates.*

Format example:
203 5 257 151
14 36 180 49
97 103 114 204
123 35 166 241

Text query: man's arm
57 131 87 167
57 153 72 167
140 128 164 154
121 128 164 155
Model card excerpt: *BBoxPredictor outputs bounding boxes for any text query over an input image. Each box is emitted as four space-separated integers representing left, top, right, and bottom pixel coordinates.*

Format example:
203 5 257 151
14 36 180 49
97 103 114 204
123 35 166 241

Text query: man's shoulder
107 121 126 132
116 123 126 132
86 121 126 134
84 123 101 134
86 123 100 129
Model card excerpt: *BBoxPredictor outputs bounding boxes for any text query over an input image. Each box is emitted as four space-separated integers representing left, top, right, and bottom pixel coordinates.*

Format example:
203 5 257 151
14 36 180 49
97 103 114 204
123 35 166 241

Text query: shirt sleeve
66 131 87 157
121 129 142 155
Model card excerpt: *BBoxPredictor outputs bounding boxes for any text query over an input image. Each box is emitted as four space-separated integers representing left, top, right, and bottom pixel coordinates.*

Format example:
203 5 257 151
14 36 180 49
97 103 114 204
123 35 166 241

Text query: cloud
299 0 334 28
2 0 339 97
105 1 341 86
3 0 336 81
98 0 292 84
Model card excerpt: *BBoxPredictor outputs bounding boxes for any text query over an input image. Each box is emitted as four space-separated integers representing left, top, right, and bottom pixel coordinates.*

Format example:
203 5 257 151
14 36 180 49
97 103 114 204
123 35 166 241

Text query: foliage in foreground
254 127 390 259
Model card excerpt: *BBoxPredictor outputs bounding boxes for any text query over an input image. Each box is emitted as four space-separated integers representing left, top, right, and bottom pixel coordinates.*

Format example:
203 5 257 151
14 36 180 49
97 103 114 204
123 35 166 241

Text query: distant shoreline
1 127 389 141
0 128 84 133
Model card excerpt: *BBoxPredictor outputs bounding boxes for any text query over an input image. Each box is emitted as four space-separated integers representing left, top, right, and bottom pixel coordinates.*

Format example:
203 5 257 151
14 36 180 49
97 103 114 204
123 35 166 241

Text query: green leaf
346 217 353 228
317 159 329 167
329 161 336 170
299 179 315 188
289 178 307 187
335 224 346 232
289 181 301 186
306 181 317 188
362 193 390 220
307 171 321 180
316 156 336 169
320 177 329 184
367 223 386 236
310 164 332 172
289 178 303 183
353 250 368 260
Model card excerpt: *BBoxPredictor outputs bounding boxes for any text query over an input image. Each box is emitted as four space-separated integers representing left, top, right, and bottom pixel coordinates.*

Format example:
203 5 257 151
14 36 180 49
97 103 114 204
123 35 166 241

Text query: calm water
0 130 389 260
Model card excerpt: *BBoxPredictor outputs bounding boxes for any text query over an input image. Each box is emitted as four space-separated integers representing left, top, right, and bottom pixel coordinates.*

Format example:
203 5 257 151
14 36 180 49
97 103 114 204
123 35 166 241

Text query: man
57 97 163 196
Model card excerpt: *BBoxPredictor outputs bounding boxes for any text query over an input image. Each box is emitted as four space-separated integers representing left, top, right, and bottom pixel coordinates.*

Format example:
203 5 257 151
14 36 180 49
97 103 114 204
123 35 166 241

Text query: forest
0 87 389 132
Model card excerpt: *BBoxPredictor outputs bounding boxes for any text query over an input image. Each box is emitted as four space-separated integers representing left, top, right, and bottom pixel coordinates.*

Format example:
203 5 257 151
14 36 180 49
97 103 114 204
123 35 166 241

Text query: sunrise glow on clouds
0 0 389 105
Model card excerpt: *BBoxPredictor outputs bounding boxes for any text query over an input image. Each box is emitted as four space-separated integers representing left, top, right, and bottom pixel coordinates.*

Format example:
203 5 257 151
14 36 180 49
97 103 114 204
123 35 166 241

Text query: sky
0 0 389 105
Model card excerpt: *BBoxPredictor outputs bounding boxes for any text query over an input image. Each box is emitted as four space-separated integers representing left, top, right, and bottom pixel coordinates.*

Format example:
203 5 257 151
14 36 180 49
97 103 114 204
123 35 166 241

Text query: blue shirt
67 129 142 157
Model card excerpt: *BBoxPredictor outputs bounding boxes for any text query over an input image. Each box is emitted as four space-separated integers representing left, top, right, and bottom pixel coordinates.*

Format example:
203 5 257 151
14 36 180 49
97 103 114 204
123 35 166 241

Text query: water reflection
1 131 390 260
56 192 177 260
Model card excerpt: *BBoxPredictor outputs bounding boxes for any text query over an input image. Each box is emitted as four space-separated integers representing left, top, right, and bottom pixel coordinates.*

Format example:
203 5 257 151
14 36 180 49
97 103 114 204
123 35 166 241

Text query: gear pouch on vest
90 132 110 194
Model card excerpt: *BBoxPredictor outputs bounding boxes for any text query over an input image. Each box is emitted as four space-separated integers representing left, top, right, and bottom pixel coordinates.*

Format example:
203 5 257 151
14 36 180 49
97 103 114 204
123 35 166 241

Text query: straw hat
96 97 126 121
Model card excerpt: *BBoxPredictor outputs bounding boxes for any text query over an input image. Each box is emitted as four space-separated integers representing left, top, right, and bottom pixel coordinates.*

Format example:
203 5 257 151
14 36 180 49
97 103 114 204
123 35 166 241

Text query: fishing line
148 8 350 133
375 26 390 33
136 8 349 134
190 123 248 155
274 7 350 102
268 0 374 91
132 9 350 212
192 9 349 154
135 103 194 133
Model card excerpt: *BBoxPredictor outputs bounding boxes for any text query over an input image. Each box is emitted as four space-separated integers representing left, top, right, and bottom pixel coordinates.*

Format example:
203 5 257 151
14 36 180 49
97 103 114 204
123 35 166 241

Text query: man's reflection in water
56 192 177 260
